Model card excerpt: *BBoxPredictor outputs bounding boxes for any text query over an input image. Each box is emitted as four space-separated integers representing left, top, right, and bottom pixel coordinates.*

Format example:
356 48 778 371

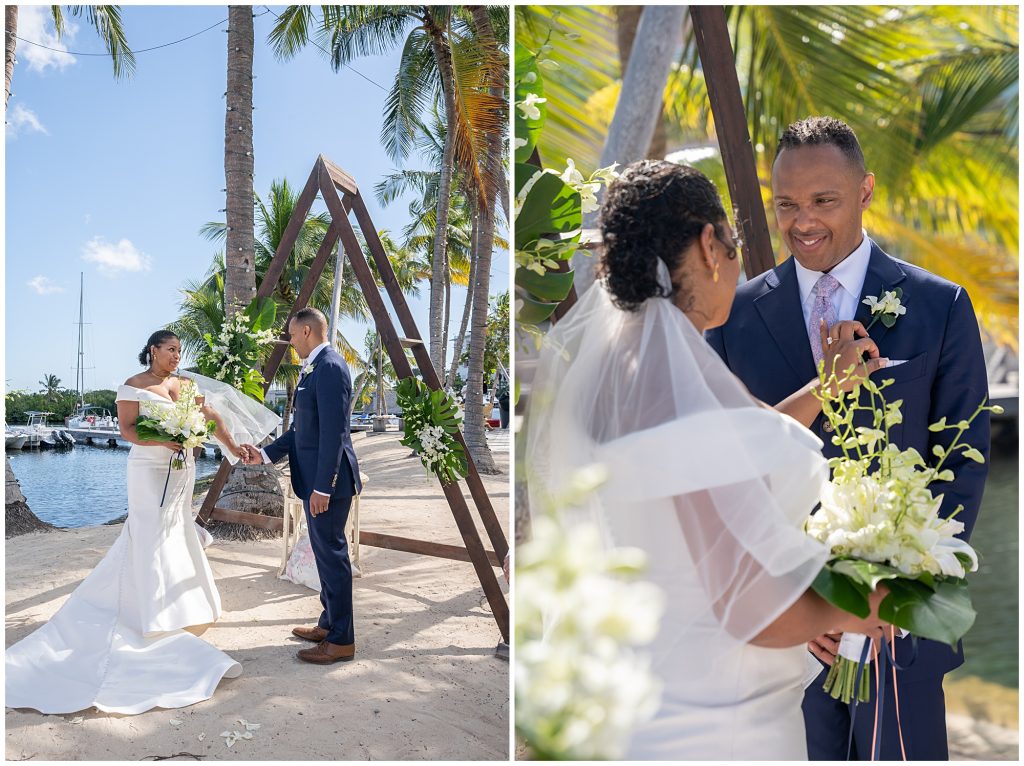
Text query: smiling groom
706 117 990 759
242 307 361 665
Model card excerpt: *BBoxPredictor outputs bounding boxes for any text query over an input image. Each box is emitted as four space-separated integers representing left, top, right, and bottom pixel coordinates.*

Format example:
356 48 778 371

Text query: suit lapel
753 257 817 382
853 242 908 346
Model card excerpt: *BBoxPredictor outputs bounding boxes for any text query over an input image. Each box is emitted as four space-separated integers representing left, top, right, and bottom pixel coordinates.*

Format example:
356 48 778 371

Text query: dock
65 428 225 455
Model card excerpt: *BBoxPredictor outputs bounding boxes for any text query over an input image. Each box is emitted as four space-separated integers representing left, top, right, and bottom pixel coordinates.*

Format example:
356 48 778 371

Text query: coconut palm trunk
6 457 56 538
423 8 458 378
224 5 256 315
5 6 17 109
216 6 282 541
447 200 479 389
462 5 504 474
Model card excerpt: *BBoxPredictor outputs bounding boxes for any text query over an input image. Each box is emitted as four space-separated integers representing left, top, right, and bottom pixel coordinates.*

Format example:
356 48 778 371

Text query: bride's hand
820 320 887 393
844 584 891 641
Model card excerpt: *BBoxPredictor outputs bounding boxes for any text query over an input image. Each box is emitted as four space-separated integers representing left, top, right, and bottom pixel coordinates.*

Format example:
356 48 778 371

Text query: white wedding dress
527 267 831 760
6 379 278 715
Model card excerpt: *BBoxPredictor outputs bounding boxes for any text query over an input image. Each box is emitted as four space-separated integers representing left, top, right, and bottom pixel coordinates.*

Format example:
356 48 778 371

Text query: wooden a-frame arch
197 155 509 642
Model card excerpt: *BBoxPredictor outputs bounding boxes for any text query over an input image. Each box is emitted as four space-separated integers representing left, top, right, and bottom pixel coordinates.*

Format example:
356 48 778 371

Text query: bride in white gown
526 161 888 759
6 330 279 715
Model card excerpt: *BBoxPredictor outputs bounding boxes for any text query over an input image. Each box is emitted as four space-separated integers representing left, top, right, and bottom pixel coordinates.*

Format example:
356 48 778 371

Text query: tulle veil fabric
185 372 281 458
525 265 832 757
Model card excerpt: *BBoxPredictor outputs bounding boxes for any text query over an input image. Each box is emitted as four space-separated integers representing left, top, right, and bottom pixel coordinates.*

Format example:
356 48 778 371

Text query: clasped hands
237 444 264 465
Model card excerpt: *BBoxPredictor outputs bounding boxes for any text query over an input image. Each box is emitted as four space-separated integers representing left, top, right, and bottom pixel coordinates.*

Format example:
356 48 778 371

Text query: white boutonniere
301 362 316 376
862 288 906 330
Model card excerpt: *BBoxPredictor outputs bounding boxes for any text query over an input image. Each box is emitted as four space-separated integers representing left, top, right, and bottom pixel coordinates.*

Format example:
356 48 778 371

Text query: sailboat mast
77 272 85 408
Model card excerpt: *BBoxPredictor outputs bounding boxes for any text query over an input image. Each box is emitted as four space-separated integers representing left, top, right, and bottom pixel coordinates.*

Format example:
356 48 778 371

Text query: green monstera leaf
515 163 582 245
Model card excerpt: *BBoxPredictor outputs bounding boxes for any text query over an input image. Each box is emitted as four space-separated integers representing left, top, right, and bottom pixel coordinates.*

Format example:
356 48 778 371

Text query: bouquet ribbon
845 631 919 761
159 447 187 508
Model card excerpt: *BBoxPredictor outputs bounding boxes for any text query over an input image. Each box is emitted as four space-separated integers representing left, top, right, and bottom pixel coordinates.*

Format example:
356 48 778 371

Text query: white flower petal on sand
169 718 183 726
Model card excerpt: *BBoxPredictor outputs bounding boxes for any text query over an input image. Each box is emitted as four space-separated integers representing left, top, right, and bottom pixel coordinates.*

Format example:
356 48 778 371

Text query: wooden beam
319 154 359 195
359 531 501 568
261 213 346 391
259 160 323 299
209 507 284 532
690 6 776 279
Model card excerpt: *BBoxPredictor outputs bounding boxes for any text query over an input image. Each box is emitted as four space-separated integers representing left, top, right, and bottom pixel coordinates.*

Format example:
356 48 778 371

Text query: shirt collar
304 342 331 367
794 230 872 305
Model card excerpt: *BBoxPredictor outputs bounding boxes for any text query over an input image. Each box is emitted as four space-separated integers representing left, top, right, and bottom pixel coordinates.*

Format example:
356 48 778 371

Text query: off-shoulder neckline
120 384 176 403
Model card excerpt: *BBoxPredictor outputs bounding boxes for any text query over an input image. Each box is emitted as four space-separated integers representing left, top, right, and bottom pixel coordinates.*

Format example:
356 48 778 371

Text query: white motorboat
11 412 73 449
5 426 28 450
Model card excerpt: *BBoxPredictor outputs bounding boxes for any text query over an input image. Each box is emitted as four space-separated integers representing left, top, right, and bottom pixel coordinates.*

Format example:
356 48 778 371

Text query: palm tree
459 5 507 474
268 5 504 377
223 5 256 318
363 329 397 417
517 5 1018 349
5 5 134 109
375 113 509 389
38 374 61 403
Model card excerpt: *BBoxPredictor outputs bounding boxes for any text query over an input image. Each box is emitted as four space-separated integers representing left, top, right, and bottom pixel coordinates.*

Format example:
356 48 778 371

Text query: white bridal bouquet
135 379 216 469
806 361 1000 702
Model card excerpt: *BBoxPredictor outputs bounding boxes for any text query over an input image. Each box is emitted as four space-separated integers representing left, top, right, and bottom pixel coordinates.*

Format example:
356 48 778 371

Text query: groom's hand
821 320 887 393
239 444 263 464
309 492 330 516
808 631 842 666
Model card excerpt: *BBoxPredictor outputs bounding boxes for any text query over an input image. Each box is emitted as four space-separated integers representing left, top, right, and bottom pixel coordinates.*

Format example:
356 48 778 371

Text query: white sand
5 432 510 761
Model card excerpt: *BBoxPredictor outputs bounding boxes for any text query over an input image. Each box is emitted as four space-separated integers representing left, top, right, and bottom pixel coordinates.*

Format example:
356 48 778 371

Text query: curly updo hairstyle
139 330 179 366
598 160 728 312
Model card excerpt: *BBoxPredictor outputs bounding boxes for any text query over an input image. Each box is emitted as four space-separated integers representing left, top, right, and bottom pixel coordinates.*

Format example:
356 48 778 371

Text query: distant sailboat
67 273 116 431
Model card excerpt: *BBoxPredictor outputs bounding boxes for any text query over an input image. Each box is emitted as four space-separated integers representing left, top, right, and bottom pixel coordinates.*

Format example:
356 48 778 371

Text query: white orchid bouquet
135 379 216 469
516 467 664 759
806 363 999 703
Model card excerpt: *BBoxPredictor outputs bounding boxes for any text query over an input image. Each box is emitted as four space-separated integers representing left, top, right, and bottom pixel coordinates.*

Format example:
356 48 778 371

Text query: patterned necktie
808 273 841 366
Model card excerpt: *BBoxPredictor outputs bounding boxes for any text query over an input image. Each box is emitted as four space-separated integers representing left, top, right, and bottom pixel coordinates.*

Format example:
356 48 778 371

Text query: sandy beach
6 431 510 761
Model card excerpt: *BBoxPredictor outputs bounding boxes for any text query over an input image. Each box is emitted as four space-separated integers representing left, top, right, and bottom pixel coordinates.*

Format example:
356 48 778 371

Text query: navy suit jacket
264 346 361 500
707 241 990 679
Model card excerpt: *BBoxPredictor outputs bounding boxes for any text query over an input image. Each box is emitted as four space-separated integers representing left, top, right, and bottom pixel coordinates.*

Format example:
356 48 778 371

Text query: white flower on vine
517 92 547 122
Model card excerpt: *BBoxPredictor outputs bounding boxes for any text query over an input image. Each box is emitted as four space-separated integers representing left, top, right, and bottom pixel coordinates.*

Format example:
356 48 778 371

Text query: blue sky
4 5 508 393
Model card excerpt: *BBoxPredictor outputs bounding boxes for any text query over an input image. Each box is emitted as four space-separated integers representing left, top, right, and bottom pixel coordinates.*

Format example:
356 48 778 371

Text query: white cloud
82 237 153 275
27 276 64 295
17 6 78 74
5 103 48 139
83 213 92 224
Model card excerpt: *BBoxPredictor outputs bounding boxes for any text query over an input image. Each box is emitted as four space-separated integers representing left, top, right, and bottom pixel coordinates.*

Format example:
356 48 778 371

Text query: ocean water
8 444 221 527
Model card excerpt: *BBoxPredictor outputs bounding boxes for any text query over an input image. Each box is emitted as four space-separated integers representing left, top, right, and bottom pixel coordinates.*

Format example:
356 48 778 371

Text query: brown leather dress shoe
296 640 355 665
292 625 329 642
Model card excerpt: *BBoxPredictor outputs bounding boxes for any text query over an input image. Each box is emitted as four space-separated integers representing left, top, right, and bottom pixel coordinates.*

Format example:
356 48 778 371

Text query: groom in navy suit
242 307 362 665
707 117 990 759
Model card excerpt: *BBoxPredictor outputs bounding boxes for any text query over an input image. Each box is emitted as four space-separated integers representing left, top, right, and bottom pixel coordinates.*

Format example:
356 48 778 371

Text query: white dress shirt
262 342 333 496
794 230 872 326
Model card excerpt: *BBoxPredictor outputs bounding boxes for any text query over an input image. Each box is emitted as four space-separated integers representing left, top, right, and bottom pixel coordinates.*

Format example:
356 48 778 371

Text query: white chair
279 473 368 578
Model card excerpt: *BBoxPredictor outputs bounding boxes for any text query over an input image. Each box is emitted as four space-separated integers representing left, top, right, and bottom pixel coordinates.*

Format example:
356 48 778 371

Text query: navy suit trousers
304 493 354 645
